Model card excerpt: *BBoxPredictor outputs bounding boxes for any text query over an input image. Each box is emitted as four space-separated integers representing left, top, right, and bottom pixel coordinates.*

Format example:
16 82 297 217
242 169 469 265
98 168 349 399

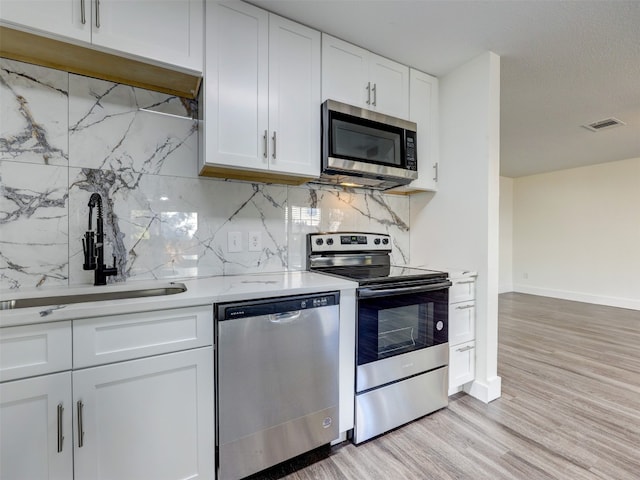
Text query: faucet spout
82 193 118 286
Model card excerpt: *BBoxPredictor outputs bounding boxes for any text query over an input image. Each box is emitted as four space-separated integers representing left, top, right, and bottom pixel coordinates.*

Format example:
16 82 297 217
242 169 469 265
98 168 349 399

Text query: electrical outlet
523 272 529 279
248 231 262 252
227 231 242 252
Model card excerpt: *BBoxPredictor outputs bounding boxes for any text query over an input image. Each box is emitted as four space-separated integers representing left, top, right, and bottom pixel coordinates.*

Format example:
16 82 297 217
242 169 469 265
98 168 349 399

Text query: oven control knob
436 321 444 331
326 238 334 245
315 238 324 246
382 238 389 245
374 238 381 245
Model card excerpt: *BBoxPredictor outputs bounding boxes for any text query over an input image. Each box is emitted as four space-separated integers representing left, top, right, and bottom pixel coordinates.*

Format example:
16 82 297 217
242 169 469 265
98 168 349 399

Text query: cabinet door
90 0 203 72
268 14 320 178
204 1 269 170
369 53 409 119
449 301 475 346
0 0 90 42
409 69 439 191
1 373 73 480
73 347 214 480
85 0 204 72
321 34 369 107
449 341 475 394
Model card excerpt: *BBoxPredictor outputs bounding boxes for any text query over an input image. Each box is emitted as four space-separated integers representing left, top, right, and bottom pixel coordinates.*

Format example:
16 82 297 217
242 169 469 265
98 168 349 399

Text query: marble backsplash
0 58 410 290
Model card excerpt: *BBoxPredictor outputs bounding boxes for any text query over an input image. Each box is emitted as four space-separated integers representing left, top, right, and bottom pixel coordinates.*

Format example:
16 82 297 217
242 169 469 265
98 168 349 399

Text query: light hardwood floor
264 293 640 480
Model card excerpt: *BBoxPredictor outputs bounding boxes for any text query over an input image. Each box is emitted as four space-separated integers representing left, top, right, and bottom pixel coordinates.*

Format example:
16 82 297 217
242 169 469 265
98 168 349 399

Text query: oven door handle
358 281 452 298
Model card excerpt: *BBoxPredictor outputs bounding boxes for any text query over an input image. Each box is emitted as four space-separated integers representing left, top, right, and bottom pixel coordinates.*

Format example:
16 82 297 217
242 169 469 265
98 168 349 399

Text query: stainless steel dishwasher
216 292 340 480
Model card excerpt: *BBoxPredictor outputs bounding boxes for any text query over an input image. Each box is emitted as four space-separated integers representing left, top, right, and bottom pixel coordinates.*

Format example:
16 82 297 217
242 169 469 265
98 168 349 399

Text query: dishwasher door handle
269 311 301 324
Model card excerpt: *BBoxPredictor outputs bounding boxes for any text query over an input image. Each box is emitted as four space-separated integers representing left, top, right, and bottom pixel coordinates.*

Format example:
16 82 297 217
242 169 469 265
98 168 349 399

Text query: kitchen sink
0 283 187 310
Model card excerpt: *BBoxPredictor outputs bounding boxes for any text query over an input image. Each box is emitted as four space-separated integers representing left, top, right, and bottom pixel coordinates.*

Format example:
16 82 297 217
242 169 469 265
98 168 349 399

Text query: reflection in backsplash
0 58 410 290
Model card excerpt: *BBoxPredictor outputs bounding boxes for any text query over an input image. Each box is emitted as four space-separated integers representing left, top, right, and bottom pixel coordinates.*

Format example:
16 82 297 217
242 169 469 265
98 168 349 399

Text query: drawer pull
77 401 85 448
455 280 475 285
57 403 64 453
457 345 474 353
456 304 474 310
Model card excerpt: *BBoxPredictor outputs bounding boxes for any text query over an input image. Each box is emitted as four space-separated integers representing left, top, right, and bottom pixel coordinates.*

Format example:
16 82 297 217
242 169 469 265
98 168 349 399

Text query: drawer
449 300 475 345
449 341 475 394
449 278 476 303
0 322 72 382
73 306 213 368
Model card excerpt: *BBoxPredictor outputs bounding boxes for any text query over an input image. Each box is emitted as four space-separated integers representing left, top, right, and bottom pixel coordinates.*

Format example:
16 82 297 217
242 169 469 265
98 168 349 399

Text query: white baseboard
513 284 640 311
465 376 501 403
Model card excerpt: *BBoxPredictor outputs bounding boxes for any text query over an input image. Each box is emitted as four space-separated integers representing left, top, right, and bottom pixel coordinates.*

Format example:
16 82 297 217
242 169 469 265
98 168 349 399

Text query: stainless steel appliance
318 100 418 190
307 232 450 444
216 292 340 480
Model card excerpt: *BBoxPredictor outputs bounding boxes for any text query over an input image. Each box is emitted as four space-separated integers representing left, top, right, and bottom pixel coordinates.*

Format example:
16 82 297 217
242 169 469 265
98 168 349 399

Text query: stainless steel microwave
318 99 418 190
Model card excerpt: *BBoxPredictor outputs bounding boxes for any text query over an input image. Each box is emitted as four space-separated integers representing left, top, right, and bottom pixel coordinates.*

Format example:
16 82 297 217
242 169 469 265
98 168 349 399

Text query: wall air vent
582 117 626 132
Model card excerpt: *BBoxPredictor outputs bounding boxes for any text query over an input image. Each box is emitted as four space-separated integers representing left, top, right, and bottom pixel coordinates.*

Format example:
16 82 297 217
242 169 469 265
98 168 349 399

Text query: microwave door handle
358 281 452 298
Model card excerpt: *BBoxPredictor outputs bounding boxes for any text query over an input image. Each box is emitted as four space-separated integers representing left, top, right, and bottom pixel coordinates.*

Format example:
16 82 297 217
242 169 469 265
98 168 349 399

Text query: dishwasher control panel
217 292 340 321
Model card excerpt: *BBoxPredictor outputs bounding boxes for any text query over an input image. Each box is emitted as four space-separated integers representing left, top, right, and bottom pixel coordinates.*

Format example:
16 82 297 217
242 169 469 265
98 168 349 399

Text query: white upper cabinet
268 14 321 177
0 0 203 73
322 34 409 119
388 68 440 193
0 0 90 42
201 1 320 182
91 0 203 72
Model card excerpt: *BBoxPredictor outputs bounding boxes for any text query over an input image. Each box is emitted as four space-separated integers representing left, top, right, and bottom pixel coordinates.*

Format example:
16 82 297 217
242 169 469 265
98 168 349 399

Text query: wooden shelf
0 26 201 99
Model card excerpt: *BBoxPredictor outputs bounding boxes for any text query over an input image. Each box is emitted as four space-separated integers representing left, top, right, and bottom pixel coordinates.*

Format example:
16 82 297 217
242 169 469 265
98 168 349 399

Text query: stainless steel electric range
307 232 451 444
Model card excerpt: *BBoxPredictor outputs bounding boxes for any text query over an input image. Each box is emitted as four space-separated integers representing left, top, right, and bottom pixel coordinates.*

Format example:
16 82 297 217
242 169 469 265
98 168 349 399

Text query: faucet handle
83 232 97 270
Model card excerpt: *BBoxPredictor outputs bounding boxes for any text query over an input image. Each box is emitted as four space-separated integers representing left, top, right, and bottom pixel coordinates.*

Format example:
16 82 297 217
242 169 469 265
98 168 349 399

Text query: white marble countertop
0 272 358 328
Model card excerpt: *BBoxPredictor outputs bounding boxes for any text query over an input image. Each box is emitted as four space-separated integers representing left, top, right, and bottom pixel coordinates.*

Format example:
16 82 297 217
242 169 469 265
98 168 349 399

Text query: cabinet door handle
81 0 86 24
457 345 474 353
272 131 277 159
372 83 377 106
77 400 85 448
57 403 64 453
95 0 100 28
263 130 268 159
433 162 439 182
366 82 371 105
455 280 475 285
456 304 474 310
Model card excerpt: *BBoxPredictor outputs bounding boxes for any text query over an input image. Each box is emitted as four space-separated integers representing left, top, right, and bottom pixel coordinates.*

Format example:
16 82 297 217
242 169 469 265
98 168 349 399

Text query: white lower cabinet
449 341 476 389
0 307 215 480
73 347 214 480
0 372 73 480
448 273 477 395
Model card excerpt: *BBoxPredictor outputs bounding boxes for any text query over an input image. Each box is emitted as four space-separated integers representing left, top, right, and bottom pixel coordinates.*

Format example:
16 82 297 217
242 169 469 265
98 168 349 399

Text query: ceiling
250 0 640 178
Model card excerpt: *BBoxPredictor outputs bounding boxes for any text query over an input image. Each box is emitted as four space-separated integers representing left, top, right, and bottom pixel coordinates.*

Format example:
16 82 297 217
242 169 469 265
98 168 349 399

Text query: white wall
499 176 514 293
513 157 640 310
410 51 501 403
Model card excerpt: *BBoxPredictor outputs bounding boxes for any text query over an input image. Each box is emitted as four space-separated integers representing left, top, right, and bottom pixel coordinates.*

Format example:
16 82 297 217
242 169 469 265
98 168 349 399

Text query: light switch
227 231 242 252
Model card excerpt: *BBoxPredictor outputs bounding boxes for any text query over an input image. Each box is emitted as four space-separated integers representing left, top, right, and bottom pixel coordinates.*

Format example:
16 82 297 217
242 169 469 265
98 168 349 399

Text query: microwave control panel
405 131 417 171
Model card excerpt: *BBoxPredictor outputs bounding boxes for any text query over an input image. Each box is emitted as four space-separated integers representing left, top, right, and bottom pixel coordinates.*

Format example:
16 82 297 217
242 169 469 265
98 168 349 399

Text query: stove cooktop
316 265 447 286
306 232 448 286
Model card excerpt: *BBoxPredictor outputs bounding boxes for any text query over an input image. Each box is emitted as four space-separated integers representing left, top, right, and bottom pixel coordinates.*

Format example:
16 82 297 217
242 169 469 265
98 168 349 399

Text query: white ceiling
249 0 640 177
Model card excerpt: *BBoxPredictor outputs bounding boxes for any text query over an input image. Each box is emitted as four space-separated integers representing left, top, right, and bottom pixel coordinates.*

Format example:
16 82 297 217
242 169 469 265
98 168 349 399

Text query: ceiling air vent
582 117 626 132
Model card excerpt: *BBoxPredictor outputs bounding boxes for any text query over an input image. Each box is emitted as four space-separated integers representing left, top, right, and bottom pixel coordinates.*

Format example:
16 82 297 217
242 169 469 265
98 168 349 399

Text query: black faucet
82 193 118 286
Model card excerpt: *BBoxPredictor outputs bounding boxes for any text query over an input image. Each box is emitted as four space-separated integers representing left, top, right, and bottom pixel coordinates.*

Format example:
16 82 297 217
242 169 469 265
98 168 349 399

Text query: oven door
356 282 449 392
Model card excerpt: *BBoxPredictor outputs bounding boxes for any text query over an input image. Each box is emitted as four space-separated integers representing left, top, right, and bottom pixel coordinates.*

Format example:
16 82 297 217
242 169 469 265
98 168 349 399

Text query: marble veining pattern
69 170 288 284
0 161 69 289
287 184 410 269
0 58 412 290
0 59 68 166
69 74 198 178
